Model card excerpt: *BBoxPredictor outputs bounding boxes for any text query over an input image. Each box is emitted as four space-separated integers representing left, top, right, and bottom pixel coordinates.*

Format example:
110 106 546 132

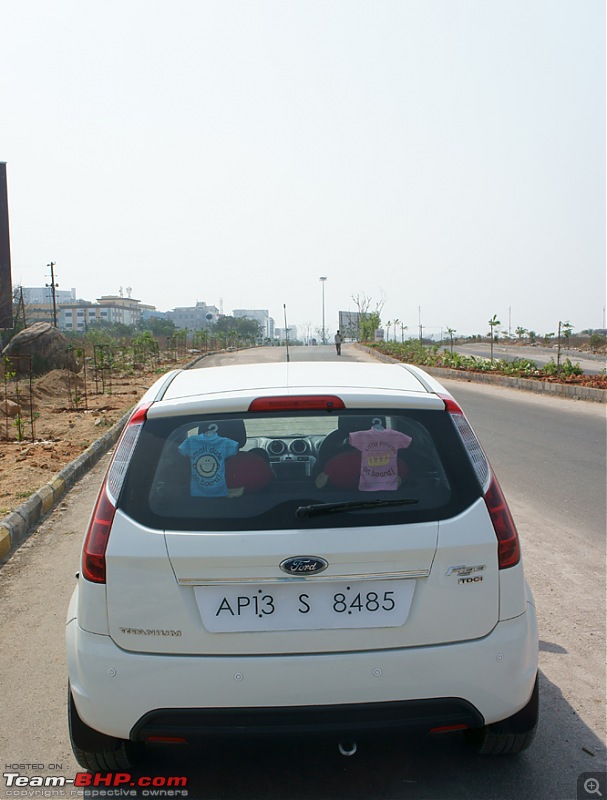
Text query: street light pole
46 262 58 327
283 303 290 363
319 276 327 344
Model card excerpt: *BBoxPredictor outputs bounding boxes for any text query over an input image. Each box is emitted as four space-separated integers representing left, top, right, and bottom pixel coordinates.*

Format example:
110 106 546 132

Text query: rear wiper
296 498 418 519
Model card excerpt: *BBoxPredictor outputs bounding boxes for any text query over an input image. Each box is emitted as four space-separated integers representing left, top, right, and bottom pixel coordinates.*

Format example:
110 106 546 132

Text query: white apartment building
61 295 143 331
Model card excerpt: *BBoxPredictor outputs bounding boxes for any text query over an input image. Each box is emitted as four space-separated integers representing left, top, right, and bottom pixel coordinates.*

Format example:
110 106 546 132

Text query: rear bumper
67 602 538 742
132 698 483 742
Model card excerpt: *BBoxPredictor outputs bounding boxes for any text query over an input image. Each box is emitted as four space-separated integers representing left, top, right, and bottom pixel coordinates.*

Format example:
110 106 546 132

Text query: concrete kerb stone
0 409 132 566
17 493 44 530
37 484 55 514
49 474 67 504
356 344 607 403
0 527 10 560
0 511 28 552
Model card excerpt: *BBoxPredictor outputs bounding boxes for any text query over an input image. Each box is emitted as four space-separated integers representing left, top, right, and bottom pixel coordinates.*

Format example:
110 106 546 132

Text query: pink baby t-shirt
349 428 412 492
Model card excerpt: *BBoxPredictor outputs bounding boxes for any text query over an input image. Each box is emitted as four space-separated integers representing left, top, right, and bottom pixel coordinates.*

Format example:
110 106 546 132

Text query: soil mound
31 369 86 401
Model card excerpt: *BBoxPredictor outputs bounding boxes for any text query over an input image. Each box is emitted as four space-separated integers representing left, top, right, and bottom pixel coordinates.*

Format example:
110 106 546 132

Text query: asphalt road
0 344 604 800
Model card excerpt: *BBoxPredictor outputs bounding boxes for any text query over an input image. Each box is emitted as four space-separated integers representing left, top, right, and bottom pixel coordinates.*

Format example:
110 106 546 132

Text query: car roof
144 362 447 416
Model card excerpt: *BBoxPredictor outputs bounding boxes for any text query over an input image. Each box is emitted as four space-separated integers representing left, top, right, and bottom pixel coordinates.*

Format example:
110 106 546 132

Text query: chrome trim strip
177 570 429 586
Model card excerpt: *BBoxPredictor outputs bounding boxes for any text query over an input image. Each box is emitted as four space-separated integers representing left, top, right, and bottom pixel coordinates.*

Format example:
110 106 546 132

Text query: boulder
0 399 22 418
2 322 78 376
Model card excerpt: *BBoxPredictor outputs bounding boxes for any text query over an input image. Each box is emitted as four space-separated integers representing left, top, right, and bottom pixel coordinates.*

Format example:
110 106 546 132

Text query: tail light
81 403 151 583
484 476 521 569
440 393 520 570
82 485 116 583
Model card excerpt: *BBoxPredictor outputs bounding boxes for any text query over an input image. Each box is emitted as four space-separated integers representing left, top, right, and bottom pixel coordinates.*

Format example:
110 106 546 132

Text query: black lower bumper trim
132 699 484 742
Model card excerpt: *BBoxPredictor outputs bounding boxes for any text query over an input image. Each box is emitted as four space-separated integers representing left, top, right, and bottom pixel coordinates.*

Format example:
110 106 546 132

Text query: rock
2 322 78 377
0 399 22 418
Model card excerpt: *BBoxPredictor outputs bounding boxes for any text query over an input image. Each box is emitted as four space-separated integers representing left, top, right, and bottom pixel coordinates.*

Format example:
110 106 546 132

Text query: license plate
194 579 415 632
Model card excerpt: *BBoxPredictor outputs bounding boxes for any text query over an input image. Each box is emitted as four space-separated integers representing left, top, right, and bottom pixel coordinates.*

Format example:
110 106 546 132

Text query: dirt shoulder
0 357 194 518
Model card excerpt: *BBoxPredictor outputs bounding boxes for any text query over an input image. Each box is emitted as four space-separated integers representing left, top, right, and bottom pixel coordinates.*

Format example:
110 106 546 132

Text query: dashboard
246 435 325 478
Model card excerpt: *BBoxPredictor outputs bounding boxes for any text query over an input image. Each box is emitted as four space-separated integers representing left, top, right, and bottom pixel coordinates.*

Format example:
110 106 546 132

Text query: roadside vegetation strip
358 344 607 403
0 409 132 565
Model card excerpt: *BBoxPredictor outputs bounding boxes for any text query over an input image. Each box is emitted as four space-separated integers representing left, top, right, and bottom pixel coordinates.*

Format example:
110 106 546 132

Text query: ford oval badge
280 556 329 576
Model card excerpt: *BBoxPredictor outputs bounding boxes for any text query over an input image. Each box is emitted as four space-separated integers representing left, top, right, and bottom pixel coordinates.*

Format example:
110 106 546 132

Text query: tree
214 315 262 344
556 321 574 371
488 315 500 362
515 326 527 340
446 327 457 355
543 332 555 346
137 317 177 338
351 293 384 341
192 329 210 351
392 318 401 343
351 293 372 341
315 325 333 344
362 312 380 342
589 332 607 352
86 319 133 340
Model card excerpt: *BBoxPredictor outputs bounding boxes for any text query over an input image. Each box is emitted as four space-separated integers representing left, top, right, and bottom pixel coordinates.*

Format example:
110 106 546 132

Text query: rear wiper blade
296 498 418 519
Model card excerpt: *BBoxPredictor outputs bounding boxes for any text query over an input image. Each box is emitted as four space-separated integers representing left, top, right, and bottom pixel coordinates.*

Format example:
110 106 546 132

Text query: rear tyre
466 673 539 755
68 688 143 771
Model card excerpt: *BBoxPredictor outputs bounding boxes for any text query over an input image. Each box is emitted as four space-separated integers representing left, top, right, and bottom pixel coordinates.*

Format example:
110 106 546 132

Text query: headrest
226 452 273 491
322 450 409 489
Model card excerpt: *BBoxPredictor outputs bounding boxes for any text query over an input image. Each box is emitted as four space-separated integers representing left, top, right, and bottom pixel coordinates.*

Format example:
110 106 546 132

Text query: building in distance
275 325 298 343
167 301 219 330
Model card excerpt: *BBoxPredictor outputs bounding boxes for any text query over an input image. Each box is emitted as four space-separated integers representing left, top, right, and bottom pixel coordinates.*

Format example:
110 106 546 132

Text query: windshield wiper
295 498 418 519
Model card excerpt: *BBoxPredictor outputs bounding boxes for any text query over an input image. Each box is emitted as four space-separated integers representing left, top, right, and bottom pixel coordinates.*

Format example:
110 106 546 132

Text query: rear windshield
119 409 481 531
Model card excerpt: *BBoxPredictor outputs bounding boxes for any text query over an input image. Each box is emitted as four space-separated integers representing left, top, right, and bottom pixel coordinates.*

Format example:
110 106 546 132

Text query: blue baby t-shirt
178 433 239 497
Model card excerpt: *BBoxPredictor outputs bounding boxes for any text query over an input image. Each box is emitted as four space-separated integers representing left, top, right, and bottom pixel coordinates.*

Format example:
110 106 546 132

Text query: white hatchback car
66 361 538 770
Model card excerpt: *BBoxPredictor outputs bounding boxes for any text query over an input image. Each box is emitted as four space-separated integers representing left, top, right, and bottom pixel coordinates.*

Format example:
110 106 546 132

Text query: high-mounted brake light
81 402 151 583
249 395 346 412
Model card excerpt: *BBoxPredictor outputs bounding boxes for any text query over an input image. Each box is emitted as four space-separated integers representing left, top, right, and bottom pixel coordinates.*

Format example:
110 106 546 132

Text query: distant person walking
334 330 343 356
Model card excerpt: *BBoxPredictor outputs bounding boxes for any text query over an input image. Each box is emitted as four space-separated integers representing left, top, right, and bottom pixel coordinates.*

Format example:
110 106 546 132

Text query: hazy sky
1 0 604 338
